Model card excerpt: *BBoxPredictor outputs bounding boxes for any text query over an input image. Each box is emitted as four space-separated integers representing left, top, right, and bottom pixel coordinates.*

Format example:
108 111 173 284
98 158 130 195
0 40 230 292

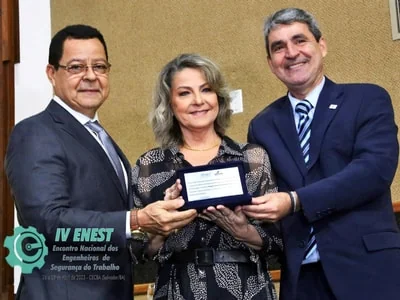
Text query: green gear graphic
4 226 48 274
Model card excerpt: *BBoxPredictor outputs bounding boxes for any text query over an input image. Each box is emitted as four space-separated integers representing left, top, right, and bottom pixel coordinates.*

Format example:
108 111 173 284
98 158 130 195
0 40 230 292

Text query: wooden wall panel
50 0 400 202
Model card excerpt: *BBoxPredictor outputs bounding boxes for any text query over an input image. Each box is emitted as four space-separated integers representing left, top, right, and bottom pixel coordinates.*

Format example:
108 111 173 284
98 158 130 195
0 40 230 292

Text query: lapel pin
329 104 338 110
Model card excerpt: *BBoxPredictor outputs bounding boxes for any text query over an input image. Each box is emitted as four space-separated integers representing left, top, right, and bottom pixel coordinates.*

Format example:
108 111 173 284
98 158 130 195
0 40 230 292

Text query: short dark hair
264 8 322 57
48 24 108 69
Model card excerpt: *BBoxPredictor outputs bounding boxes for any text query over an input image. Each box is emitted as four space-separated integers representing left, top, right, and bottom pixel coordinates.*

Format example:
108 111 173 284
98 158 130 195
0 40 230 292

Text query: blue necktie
295 100 317 260
295 100 313 165
86 121 126 194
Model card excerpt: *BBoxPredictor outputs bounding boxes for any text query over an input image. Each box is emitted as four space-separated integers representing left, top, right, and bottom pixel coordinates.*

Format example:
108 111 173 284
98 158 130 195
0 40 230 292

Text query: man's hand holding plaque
165 177 263 250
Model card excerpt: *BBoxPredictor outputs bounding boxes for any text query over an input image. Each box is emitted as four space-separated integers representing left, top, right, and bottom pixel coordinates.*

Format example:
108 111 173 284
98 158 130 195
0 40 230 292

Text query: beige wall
51 0 400 201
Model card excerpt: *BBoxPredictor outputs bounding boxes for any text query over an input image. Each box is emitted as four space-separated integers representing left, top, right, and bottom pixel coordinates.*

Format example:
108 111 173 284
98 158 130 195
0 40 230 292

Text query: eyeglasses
57 63 111 75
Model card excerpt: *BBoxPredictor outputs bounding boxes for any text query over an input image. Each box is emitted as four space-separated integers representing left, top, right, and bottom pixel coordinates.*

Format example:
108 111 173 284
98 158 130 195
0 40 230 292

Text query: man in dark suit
243 8 400 300
5 24 196 300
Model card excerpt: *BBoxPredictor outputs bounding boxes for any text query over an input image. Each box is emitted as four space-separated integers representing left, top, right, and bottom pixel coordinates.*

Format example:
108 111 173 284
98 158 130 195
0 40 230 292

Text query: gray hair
150 53 232 149
263 8 322 57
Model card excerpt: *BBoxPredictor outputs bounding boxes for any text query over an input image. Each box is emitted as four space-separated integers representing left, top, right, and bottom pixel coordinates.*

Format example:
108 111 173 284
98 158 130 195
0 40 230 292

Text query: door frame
0 0 19 299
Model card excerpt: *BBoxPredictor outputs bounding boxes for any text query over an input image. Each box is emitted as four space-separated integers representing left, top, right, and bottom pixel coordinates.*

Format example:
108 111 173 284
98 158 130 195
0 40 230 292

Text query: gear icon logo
3 226 48 274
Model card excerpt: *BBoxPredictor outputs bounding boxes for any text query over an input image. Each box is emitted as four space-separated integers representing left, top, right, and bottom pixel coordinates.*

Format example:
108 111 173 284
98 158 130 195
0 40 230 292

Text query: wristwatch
129 228 149 264
131 228 148 241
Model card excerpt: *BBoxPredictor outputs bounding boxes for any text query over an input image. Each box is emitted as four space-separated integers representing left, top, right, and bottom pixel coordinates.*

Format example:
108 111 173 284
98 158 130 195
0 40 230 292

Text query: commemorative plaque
177 161 251 211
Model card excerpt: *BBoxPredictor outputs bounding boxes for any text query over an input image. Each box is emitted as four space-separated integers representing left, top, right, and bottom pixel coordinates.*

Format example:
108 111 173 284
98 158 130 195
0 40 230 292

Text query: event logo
3 226 48 274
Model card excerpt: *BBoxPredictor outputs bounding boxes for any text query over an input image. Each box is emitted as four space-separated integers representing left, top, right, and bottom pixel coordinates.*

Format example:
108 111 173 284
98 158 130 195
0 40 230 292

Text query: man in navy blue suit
5 24 196 300
243 7 400 300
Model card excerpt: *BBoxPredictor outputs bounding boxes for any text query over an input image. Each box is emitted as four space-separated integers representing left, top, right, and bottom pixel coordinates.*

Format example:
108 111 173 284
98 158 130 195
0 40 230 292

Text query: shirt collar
53 95 99 125
288 76 325 112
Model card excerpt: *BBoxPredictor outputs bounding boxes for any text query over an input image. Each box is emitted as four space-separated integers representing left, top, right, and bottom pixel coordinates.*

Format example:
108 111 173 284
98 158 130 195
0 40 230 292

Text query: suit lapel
273 97 309 176
308 78 344 169
46 100 128 202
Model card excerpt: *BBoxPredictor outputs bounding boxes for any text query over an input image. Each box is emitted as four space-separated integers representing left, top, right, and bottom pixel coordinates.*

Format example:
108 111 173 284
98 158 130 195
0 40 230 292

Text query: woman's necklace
182 139 221 151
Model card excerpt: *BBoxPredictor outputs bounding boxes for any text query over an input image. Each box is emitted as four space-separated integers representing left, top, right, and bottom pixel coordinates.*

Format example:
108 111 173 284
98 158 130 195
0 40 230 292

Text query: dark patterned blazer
132 136 282 300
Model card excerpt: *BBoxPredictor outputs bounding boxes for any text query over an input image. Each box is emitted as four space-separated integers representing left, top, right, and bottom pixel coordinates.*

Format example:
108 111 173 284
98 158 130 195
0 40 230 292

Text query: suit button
298 240 306 248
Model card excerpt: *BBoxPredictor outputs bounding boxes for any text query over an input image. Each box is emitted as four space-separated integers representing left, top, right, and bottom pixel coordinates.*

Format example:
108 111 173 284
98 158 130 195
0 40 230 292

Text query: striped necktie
86 121 126 194
295 100 313 165
295 100 317 260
